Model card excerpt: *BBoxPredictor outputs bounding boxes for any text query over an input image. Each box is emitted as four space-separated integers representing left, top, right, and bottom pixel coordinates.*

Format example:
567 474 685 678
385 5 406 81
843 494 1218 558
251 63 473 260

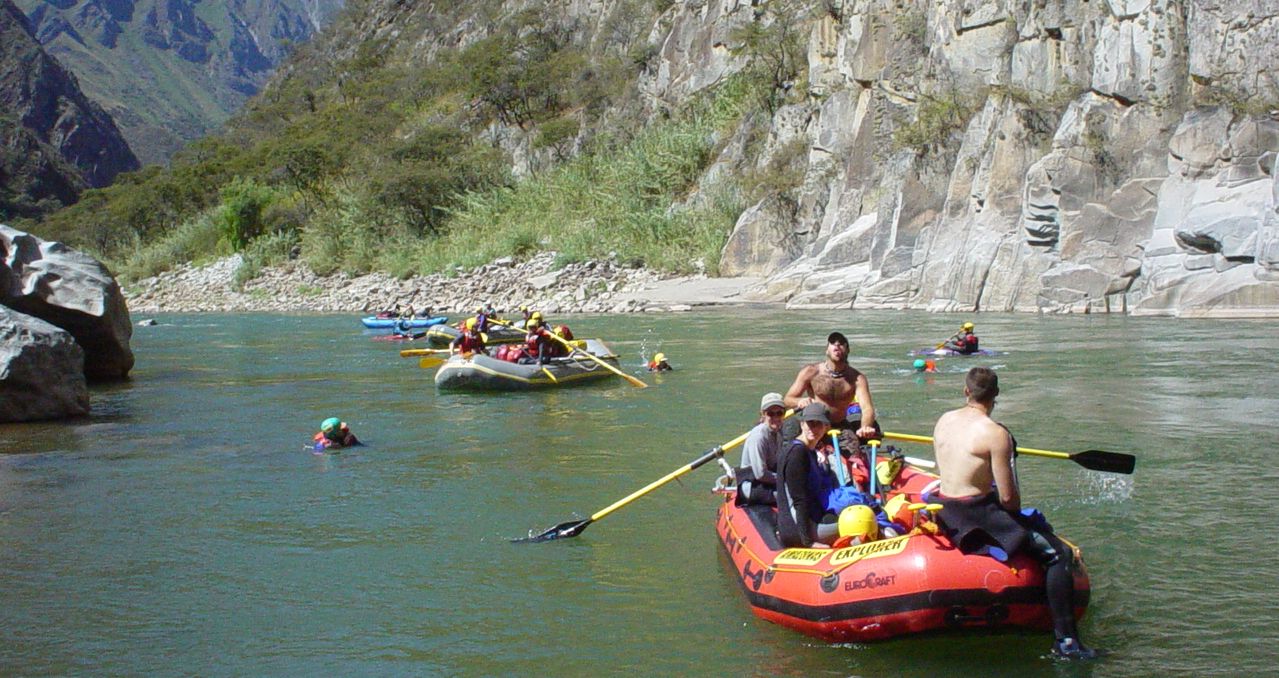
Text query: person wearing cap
735 393 787 506
942 321 979 354
775 402 841 548
932 367 1094 659
647 352 673 372
783 331 879 440
313 417 360 451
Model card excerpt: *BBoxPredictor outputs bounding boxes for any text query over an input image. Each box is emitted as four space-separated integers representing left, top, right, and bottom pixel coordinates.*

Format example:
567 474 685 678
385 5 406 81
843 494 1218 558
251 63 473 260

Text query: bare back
933 405 1017 507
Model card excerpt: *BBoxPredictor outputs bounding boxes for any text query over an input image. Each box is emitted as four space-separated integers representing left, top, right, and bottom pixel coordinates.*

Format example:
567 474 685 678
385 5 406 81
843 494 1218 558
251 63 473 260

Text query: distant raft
434 339 622 390
361 315 448 330
716 464 1090 643
424 322 527 347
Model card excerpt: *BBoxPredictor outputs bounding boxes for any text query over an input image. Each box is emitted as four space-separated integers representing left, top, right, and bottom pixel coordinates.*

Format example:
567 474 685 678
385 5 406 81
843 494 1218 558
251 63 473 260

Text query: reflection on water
1 311 1277 675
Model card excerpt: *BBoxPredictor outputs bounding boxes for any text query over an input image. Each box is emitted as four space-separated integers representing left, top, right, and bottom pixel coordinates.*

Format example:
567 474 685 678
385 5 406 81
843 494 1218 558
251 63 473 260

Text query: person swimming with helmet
942 322 980 354
647 352 672 372
313 417 360 451
913 358 938 373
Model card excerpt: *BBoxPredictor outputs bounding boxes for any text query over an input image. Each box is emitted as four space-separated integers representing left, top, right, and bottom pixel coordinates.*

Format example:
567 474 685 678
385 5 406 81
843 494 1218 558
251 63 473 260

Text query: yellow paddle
882 431 1136 474
516 411 793 543
492 317 647 388
418 356 447 369
400 348 450 357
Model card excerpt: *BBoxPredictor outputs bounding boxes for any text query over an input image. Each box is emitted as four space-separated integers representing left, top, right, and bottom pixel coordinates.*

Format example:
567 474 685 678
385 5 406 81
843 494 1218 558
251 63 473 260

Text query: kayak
911 347 996 357
424 323 527 347
715 464 1089 643
361 315 448 330
434 339 622 390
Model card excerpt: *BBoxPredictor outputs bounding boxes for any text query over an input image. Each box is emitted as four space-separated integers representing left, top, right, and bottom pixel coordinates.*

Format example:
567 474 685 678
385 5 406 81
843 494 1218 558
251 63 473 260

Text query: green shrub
216 178 277 251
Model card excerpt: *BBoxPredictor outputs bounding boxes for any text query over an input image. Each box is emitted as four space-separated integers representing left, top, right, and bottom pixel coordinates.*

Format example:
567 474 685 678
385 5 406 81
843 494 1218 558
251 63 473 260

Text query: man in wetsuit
783 331 878 440
933 367 1096 659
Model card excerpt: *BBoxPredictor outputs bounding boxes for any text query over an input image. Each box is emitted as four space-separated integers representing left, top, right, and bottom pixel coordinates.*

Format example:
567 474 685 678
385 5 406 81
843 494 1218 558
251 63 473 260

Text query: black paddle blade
1075 450 1136 474
512 518 593 543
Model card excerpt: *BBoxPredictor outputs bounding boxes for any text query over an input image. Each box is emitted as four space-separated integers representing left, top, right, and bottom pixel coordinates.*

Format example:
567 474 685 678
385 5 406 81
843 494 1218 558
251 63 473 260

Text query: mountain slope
0 0 138 220
17 0 346 164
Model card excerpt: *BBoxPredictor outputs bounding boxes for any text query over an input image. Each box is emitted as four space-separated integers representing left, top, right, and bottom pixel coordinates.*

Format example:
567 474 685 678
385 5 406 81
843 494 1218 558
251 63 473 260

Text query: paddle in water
515 416 789 543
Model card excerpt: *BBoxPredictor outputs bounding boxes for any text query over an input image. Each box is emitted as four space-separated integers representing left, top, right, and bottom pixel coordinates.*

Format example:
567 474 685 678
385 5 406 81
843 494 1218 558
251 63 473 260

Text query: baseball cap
827 331 848 346
759 392 785 411
799 402 830 424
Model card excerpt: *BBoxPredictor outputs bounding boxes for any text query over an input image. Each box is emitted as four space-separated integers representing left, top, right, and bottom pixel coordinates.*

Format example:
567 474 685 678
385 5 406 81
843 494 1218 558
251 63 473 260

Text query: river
2 310 1276 676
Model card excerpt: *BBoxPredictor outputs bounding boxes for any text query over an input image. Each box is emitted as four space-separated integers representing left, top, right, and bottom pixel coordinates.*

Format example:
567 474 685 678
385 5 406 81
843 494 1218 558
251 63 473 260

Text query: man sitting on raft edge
933 367 1097 660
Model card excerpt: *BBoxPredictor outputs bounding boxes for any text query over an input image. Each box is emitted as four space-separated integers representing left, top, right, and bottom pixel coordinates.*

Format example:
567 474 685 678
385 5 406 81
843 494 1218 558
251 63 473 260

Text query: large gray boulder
0 306 89 422
1 225 133 378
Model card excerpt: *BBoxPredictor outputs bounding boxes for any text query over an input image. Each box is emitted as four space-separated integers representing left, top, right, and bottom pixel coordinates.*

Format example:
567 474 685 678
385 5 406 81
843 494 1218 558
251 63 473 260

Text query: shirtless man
783 332 877 438
933 367 1096 659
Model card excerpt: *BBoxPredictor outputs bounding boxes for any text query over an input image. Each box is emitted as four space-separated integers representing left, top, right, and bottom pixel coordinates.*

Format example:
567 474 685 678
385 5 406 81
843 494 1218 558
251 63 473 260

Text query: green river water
2 310 1277 676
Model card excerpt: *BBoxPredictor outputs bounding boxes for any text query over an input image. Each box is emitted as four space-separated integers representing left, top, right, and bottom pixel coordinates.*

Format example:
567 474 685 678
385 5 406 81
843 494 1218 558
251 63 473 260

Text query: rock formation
683 0 1279 316
0 305 90 422
1 224 133 379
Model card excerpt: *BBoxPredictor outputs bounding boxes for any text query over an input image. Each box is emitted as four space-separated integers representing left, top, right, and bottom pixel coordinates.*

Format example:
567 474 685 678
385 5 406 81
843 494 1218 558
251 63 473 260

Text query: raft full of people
714 331 1096 657
419 308 642 391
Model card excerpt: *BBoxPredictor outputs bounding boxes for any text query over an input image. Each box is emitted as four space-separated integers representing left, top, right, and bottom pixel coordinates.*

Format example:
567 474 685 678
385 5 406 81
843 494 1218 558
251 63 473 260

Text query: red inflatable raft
715 465 1089 642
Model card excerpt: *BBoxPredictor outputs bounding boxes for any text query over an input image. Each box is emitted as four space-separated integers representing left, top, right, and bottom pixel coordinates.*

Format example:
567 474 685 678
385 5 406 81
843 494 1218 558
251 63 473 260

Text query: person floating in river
913 358 938 373
313 417 360 451
933 367 1096 660
647 352 673 372
942 322 980 354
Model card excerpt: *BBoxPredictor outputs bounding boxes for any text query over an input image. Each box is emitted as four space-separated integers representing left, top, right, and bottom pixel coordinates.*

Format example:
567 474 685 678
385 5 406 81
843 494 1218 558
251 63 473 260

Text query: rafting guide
933 367 1096 660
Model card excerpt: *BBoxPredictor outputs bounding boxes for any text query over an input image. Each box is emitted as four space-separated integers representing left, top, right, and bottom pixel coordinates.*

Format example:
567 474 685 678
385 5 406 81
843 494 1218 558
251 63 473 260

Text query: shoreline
124 253 771 316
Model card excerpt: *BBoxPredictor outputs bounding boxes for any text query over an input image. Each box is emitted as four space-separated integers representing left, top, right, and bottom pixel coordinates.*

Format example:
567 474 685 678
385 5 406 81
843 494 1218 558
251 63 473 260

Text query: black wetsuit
776 440 838 548
938 491 1082 641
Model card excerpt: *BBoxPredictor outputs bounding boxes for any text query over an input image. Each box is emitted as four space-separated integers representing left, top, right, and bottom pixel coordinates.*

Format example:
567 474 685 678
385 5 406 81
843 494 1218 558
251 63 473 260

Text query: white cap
760 392 785 411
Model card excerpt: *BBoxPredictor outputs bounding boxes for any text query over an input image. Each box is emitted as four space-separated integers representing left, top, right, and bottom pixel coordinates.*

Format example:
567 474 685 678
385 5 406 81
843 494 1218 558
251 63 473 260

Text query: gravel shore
124 252 767 316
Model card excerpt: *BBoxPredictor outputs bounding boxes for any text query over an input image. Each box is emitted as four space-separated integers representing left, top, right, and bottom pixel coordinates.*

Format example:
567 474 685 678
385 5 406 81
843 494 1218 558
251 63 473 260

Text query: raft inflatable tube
361 315 448 330
910 347 996 357
424 323 528 347
716 465 1089 643
434 338 621 390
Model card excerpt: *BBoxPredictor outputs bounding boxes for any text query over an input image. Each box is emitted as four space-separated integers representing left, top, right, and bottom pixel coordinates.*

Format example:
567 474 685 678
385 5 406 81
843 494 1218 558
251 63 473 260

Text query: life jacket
555 325 574 341
457 330 484 354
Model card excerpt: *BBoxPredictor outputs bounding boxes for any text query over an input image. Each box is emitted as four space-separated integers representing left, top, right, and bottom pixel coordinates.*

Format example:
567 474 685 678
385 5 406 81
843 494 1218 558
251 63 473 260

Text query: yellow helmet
464 317 476 330
962 322 974 330
653 353 666 363
530 311 543 322
838 505 878 540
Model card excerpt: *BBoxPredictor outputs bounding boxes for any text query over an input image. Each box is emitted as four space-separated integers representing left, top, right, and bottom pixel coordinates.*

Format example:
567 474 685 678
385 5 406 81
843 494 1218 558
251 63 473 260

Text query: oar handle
588 421 767 523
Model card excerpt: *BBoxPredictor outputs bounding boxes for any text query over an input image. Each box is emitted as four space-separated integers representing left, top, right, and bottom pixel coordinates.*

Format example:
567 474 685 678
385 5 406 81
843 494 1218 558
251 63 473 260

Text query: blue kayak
361 315 448 330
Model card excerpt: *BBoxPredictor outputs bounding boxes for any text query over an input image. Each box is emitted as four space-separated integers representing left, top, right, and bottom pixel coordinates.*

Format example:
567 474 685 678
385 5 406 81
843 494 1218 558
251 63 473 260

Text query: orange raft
715 465 1090 642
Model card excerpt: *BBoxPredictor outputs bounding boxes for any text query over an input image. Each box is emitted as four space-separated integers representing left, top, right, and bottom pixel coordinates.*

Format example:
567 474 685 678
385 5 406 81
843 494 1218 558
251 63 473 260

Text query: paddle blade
512 518 592 543
1074 450 1136 474
418 356 446 369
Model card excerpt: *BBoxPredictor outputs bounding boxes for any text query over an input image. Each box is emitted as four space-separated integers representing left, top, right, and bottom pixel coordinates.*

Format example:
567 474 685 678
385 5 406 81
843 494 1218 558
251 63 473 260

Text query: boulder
1 225 133 379
0 306 90 422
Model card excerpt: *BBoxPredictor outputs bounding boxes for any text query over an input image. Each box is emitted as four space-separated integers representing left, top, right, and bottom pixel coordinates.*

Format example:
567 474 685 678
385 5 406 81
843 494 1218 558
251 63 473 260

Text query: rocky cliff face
16 0 346 164
0 0 139 201
669 0 1279 316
